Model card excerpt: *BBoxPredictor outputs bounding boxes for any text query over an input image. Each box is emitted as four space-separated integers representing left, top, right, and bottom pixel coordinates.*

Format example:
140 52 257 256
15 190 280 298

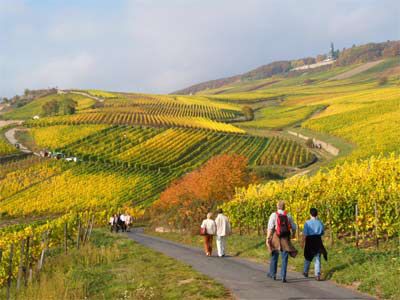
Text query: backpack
276 211 291 238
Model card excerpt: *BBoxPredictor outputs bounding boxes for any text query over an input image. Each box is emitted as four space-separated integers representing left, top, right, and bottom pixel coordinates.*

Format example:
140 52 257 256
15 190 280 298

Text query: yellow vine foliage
223 154 400 239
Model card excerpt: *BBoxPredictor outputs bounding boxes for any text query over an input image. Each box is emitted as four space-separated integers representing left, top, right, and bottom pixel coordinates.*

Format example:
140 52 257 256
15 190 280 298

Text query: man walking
215 208 231 257
266 201 297 283
303 208 327 281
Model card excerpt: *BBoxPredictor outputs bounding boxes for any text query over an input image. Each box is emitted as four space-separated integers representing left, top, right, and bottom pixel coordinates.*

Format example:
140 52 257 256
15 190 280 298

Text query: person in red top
266 201 297 283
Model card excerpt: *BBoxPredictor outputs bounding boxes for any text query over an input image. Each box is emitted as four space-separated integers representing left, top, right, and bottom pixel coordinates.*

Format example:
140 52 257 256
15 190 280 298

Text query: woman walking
201 212 217 256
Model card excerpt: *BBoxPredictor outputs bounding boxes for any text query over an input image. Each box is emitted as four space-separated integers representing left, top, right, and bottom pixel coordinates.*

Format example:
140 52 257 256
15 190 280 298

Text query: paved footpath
127 230 373 300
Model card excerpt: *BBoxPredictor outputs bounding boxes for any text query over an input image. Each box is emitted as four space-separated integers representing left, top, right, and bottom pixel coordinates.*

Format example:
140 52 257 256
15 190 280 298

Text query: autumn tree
61 98 77 115
151 154 257 230
42 100 59 116
242 106 254 121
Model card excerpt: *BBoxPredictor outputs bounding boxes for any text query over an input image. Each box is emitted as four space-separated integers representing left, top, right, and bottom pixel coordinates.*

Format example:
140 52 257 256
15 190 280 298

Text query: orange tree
151 154 257 230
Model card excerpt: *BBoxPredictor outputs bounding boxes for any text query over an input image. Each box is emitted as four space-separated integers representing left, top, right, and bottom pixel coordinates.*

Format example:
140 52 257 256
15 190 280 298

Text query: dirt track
330 60 383 80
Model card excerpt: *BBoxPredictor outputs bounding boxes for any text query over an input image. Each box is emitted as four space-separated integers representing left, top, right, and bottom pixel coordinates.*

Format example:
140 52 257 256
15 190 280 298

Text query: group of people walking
200 209 231 257
266 201 327 282
109 213 134 233
201 201 326 283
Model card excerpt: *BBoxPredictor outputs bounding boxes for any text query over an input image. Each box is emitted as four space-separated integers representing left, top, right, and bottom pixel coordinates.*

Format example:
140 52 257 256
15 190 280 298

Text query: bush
241 106 254 121
150 154 257 230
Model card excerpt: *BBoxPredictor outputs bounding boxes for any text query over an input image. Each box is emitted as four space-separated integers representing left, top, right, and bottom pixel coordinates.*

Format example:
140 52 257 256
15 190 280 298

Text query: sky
0 0 399 98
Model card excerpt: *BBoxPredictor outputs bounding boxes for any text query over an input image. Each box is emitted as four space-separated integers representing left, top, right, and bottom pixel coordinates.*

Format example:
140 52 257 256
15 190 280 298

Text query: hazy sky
1 0 399 97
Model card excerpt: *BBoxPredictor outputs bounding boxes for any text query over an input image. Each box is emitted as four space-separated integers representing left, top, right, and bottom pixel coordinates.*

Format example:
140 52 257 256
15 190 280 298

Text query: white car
65 157 78 162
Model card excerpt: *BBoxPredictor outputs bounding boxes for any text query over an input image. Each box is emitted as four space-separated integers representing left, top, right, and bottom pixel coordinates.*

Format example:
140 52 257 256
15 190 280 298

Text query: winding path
4 127 40 156
127 229 373 300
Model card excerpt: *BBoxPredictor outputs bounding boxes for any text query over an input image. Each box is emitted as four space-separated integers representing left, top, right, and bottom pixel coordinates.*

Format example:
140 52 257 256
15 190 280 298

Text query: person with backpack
266 201 297 283
200 212 217 256
215 208 231 257
302 208 327 281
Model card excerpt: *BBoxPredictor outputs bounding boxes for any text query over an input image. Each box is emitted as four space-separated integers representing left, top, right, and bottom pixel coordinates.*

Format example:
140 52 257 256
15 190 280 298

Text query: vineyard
101 97 240 121
58 126 315 171
223 154 400 243
0 158 174 217
25 112 245 133
0 139 17 157
29 124 109 149
0 211 99 288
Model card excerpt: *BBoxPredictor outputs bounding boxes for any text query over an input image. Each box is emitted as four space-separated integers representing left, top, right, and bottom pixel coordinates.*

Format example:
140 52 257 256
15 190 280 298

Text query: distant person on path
109 215 115 232
125 214 134 232
215 208 231 257
266 201 297 283
302 208 327 281
119 214 127 232
110 214 119 232
201 212 217 256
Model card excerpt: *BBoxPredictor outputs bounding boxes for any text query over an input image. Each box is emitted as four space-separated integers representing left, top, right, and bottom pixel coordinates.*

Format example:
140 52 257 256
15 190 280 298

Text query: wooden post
64 222 68 254
355 204 359 248
17 239 26 291
24 237 30 287
374 202 379 249
7 243 14 300
38 231 50 271
328 208 334 246
76 219 81 249
83 217 91 244
87 215 95 242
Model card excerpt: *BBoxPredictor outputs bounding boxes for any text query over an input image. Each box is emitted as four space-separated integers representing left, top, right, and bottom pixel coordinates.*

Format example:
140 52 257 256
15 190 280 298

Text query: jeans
216 235 226 256
269 250 289 280
304 253 321 276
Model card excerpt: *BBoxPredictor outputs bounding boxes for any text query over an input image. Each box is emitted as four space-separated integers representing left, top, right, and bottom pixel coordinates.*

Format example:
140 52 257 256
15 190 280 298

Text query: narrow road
4 127 39 156
127 230 373 300
59 90 104 102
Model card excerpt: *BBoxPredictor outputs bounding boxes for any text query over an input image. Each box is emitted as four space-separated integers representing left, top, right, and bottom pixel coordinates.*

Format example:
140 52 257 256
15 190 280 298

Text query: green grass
3 94 95 120
3 229 230 300
147 230 400 299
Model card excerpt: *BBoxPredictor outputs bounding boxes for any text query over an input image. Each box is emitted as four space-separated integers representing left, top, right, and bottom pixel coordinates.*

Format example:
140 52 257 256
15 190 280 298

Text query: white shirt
215 214 231 236
267 209 297 232
120 214 126 222
201 219 217 235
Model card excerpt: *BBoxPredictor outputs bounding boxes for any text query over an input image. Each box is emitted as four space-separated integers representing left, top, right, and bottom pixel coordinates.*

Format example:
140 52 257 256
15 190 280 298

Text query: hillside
174 40 399 95
1 41 399 299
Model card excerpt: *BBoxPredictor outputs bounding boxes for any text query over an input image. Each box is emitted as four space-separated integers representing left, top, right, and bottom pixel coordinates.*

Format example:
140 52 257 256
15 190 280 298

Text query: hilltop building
292 43 337 71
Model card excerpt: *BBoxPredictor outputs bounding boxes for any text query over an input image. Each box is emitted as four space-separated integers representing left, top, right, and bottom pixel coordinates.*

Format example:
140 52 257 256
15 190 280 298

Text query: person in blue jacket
302 208 327 281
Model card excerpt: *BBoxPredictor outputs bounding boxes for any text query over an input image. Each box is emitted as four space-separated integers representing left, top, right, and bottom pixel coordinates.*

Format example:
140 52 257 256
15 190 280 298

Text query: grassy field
2 94 96 120
148 231 400 299
2 229 230 300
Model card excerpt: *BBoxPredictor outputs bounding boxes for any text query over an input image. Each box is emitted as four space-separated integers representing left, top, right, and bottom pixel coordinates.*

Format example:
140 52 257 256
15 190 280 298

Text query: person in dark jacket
302 208 327 281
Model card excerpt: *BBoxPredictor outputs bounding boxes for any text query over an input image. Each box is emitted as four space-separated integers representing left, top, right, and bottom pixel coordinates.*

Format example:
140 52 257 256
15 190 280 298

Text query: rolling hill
1 40 399 299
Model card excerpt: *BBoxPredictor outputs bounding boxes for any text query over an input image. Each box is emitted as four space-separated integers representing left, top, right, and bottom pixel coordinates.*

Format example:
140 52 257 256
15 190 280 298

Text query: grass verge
147 230 400 299
2 229 230 300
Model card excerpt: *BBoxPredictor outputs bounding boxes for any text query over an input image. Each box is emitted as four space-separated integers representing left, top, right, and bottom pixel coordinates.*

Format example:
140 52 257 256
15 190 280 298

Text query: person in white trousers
215 208 231 257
